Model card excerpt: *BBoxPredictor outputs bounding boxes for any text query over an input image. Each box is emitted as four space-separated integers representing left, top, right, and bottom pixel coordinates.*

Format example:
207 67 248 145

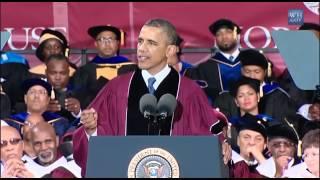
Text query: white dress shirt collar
141 65 171 91
220 49 240 62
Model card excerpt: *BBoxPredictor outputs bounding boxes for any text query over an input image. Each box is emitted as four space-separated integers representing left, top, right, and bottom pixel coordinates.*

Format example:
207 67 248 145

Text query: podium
86 136 229 178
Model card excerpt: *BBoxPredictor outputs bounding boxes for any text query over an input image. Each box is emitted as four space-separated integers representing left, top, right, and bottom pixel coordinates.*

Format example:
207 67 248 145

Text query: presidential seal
127 147 179 178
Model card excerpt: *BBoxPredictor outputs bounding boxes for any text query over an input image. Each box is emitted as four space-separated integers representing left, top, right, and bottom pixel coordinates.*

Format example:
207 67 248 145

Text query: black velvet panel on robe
126 68 179 135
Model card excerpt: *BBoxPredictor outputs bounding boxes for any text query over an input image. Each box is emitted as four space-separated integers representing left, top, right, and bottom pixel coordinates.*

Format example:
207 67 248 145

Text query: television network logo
288 9 304 25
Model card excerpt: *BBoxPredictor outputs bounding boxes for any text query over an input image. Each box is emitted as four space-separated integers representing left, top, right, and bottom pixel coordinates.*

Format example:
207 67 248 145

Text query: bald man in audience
1 125 34 178
22 114 45 159
28 122 81 177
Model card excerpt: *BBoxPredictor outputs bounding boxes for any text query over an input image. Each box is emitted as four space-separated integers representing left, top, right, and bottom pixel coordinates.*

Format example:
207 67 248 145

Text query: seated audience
229 113 268 178
1 125 34 178
7 78 70 137
28 121 81 177
256 120 302 177
283 129 319 178
30 29 76 76
45 54 83 126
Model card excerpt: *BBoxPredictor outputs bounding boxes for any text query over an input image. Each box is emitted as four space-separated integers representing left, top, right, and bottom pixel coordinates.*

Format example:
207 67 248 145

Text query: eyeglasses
27 90 48 96
302 152 319 160
0 138 22 148
271 141 295 149
96 37 117 44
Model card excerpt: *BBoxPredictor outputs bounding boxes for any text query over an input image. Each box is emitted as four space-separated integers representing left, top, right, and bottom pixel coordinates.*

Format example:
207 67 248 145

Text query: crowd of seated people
1 19 319 178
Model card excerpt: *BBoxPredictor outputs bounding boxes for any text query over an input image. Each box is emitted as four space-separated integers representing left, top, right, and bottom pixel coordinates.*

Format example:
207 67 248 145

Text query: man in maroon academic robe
73 18 231 177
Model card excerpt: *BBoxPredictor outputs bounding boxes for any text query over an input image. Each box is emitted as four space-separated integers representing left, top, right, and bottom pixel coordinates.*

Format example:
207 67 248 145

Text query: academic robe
259 82 298 124
0 92 11 119
73 68 222 176
278 69 315 107
71 55 137 108
51 84 86 126
214 82 298 123
26 156 81 178
283 162 318 178
29 62 77 77
229 150 264 178
179 60 193 75
256 156 301 178
184 52 241 103
7 111 70 137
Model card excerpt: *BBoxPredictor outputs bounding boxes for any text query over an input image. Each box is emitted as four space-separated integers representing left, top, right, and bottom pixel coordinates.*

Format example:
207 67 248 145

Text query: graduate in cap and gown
5 78 71 137
45 54 84 128
218 76 273 148
184 19 242 103
71 25 137 108
228 113 269 178
30 29 77 77
73 18 231 177
256 119 302 177
214 49 298 126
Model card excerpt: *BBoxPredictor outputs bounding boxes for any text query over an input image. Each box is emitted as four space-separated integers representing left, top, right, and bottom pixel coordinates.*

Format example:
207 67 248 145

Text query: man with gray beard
185 18 242 104
28 122 81 177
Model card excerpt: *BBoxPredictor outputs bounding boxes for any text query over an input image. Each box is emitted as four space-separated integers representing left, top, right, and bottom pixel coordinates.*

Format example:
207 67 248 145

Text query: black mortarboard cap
88 25 121 40
230 76 260 97
36 29 69 61
22 78 52 96
239 49 269 70
209 19 241 36
299 22 320 31
232 113 269 139
266 121 299 145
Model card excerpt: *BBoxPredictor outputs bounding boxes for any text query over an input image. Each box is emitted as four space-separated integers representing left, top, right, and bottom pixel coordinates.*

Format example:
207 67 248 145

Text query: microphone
139 93 157 121
58 141 73 161
157 93 177 120
58 134 73 162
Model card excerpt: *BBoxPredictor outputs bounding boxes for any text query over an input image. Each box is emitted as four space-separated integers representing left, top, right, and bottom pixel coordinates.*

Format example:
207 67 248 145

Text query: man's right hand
275 155 292 170
80 108 98 136
247 146 266 164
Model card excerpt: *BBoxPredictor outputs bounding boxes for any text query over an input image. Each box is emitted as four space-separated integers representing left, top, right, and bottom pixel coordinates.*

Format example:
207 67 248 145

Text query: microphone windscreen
157 93 177 116
58 141 73 158
139 93 157 115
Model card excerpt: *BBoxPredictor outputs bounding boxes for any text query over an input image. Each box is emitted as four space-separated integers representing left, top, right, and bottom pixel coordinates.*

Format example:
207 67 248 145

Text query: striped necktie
147 77 156 94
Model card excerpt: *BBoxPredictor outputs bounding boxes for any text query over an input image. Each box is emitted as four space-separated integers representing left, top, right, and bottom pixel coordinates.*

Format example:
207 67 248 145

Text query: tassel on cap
284 118 302 157
0 84 3 94
267 62 272 77
297 140 302 157
51 87 55 100
65 48 69 58
233 26 237 39
120 29 125 46
259 83 264 98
